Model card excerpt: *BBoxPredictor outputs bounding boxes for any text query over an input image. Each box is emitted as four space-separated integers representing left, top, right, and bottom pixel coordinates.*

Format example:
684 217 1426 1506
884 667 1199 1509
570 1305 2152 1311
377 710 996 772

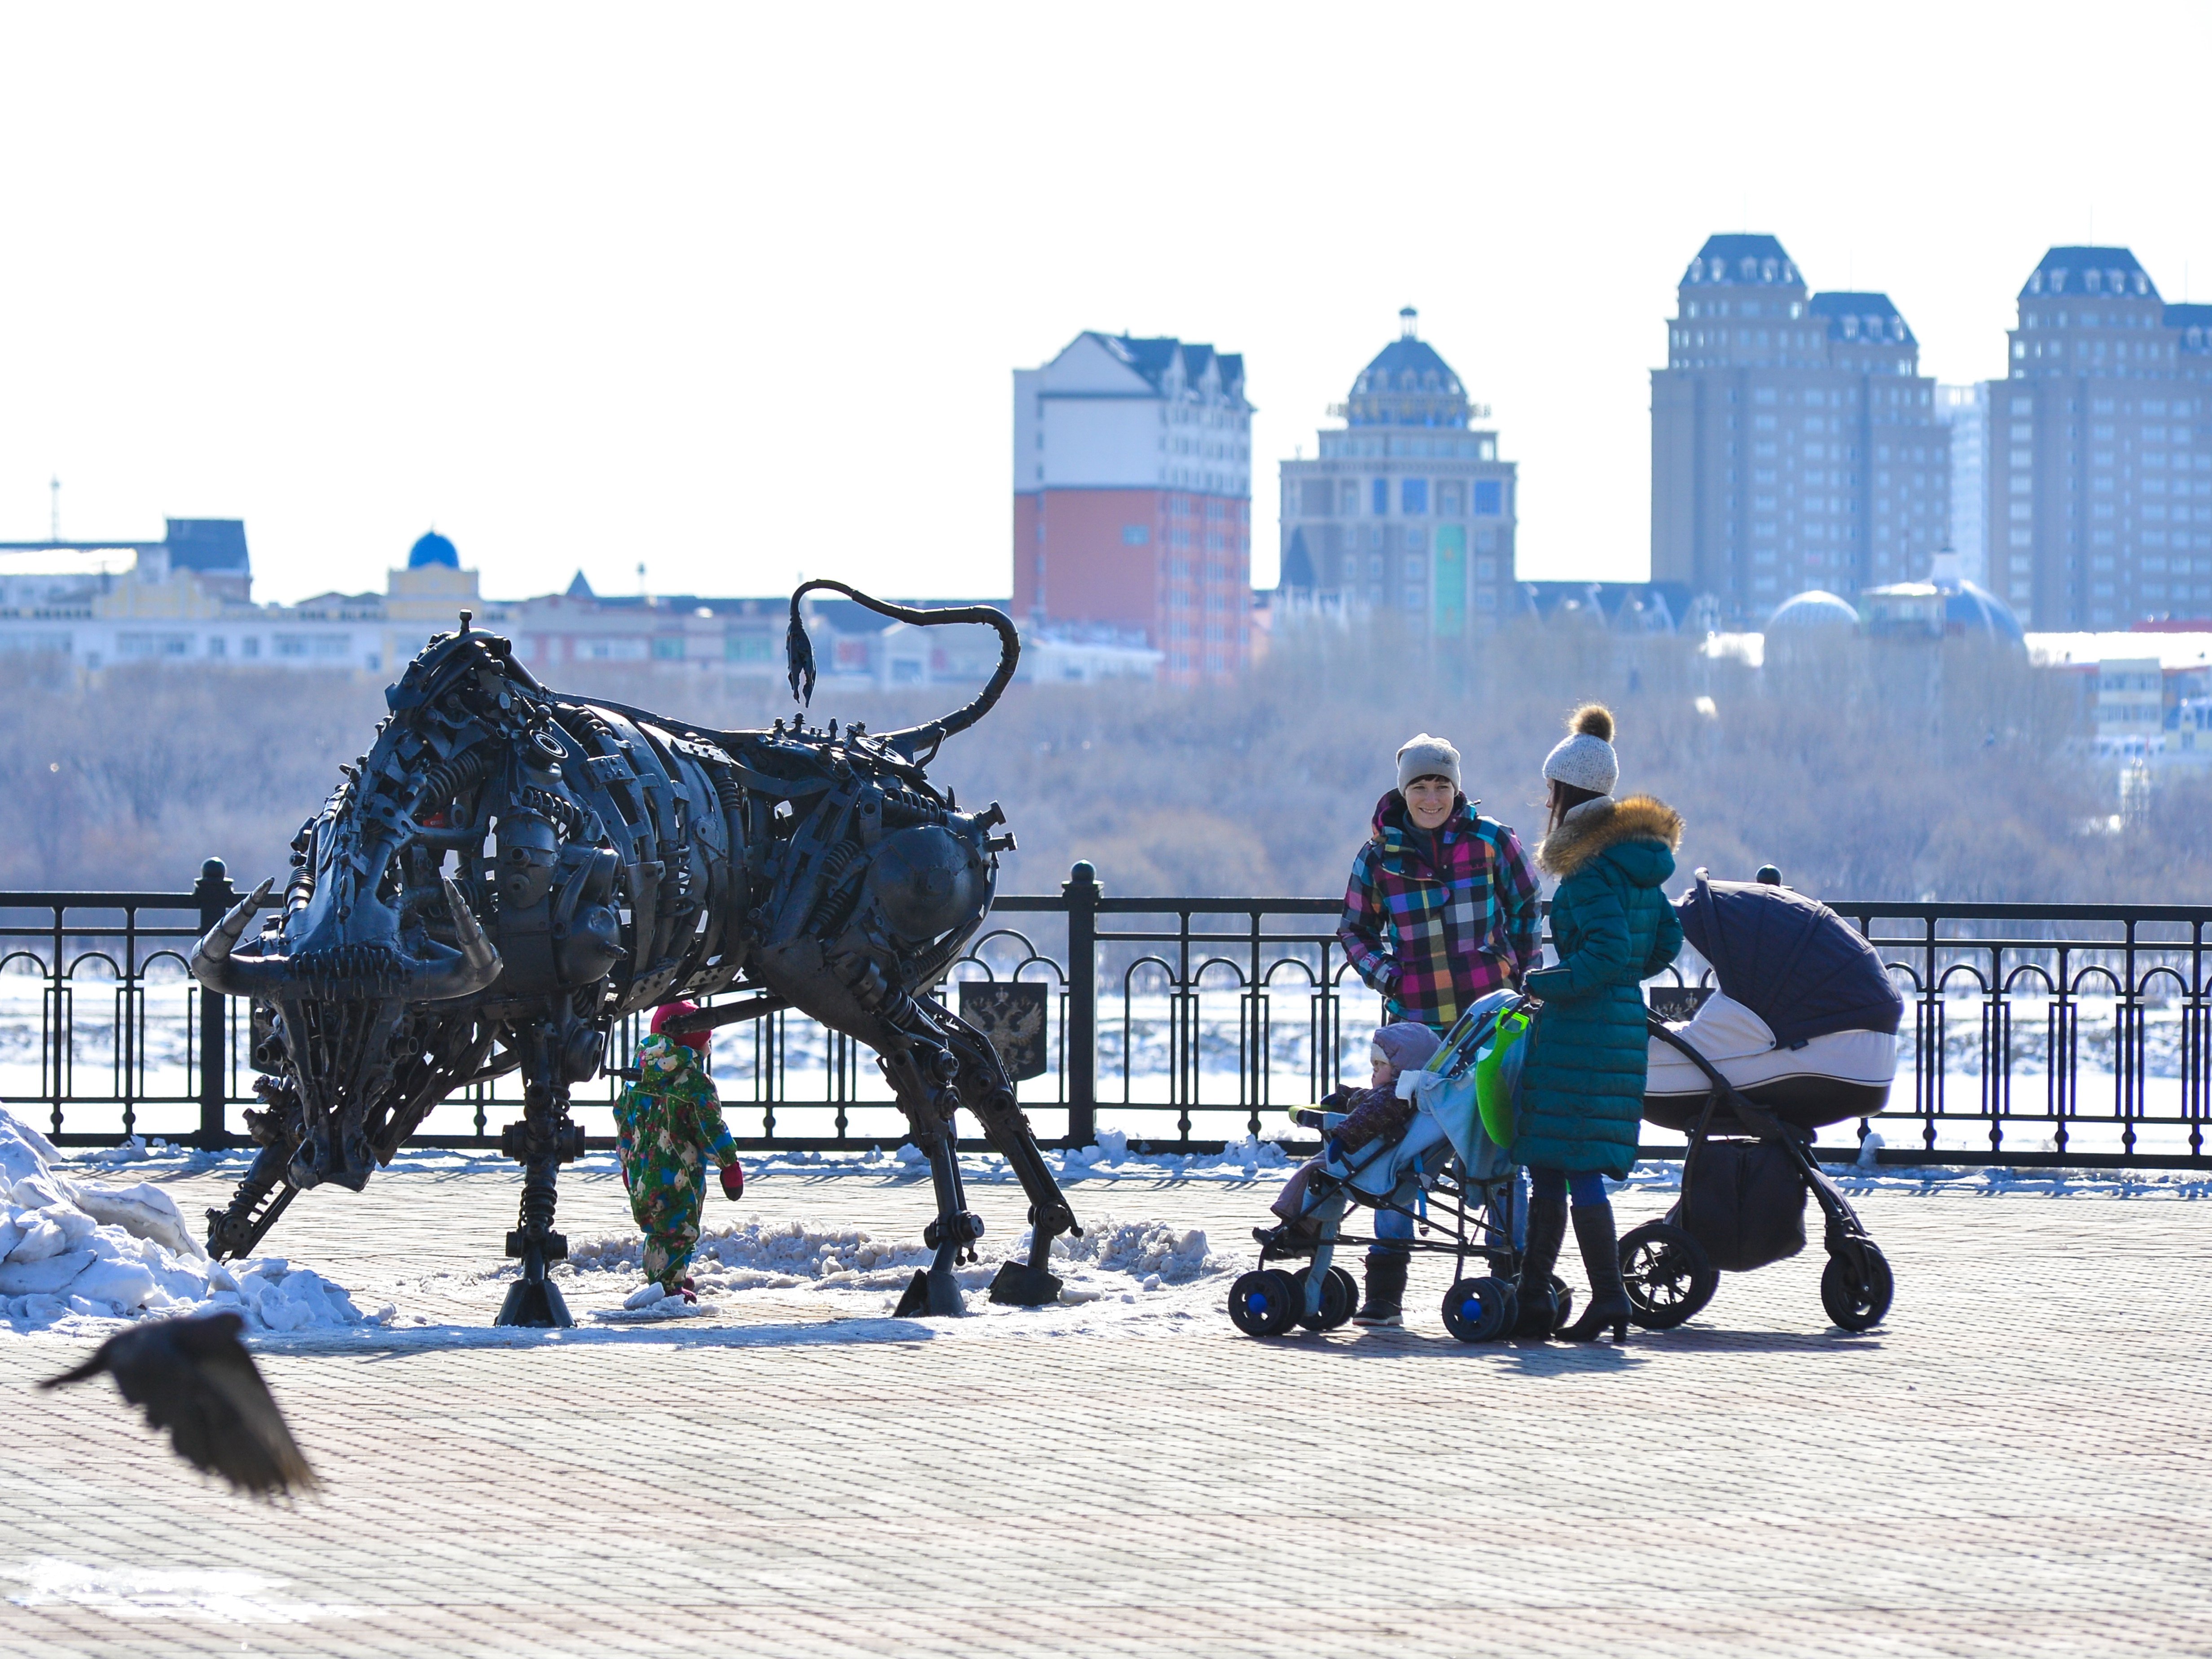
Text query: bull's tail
786 580 1019 762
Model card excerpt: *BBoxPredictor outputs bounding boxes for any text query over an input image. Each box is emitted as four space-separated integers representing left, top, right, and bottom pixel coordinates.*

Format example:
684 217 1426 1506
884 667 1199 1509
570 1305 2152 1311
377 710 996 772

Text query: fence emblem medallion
959 982 1049 1082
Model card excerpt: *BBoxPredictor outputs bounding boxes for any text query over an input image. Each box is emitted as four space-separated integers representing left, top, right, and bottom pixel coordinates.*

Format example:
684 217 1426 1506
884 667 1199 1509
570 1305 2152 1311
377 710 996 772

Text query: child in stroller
1237 991 1565 1340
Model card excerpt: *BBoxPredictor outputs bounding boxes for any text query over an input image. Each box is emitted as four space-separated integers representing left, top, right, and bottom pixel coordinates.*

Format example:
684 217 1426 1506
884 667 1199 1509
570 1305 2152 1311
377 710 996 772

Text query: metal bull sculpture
189 581 1079 1326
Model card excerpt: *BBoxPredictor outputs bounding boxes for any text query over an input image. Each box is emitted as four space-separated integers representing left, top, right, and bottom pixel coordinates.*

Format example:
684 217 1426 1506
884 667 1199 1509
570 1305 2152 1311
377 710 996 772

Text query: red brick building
1013 333 1252 684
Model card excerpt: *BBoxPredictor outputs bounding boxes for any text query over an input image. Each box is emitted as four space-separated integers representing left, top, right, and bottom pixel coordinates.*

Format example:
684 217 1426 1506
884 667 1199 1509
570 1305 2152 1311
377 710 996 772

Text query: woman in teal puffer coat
1510 705 1683 1343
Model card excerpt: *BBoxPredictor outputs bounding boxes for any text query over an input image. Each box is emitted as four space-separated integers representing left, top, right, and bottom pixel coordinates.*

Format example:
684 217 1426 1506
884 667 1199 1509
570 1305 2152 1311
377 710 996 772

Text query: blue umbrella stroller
1230 989 1565 1342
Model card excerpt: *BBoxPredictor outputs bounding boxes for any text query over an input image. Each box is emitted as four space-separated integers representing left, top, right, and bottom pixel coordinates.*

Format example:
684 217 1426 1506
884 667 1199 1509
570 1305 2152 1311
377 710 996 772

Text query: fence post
1063 860 1099 1147
193 858 236 1150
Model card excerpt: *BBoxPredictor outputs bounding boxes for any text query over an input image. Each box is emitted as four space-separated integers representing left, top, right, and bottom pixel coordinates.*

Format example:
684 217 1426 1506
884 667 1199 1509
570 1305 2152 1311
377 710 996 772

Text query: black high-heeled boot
1556 1204 1631 1342
1512 1185 1567 1337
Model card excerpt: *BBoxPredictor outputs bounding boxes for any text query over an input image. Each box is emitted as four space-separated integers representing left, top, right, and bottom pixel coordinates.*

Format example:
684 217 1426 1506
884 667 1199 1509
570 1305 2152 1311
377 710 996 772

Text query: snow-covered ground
0 1109 377 1339
5 1107 2206 1354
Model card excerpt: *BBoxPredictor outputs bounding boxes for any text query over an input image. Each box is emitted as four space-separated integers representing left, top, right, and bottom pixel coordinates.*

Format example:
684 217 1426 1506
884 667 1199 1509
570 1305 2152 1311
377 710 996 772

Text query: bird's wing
101 1317 317 1497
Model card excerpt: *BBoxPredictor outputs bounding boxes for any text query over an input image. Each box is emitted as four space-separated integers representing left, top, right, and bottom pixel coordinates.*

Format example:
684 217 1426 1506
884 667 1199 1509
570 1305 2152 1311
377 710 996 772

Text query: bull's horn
188 878 290 996
400 879 502 1002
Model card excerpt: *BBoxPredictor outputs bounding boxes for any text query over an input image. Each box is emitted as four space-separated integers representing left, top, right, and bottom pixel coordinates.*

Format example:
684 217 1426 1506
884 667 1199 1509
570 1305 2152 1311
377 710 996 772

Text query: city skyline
0 6 2208 609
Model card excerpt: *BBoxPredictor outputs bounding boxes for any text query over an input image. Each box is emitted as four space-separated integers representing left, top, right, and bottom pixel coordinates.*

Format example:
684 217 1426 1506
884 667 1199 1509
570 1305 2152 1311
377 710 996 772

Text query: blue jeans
1528 1167 1611 1211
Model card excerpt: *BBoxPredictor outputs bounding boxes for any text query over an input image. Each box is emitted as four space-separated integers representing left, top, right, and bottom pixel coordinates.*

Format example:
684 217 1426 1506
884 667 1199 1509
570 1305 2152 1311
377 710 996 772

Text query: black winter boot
1512 1185 1568 1337
1556 1205 1632 1342
1352 1252 1408 1327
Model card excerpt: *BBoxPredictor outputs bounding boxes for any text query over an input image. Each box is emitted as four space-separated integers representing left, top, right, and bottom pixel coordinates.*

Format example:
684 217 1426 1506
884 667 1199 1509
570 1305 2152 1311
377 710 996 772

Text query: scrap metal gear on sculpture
189 580 1080 1326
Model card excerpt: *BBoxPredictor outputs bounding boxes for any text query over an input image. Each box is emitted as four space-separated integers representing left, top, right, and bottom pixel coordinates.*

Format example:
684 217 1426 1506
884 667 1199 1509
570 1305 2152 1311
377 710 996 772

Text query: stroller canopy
1675 871 1903 1047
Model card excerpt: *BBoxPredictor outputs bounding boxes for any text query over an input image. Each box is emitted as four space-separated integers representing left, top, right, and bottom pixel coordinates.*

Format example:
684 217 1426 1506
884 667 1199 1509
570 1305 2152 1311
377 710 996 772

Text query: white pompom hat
1542 704 1619 796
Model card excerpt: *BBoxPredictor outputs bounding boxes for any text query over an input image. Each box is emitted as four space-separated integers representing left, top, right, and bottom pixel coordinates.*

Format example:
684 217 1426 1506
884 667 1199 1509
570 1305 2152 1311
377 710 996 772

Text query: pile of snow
1033 1216 1223 1282
0 1107 372 1333
571 1216 937 1292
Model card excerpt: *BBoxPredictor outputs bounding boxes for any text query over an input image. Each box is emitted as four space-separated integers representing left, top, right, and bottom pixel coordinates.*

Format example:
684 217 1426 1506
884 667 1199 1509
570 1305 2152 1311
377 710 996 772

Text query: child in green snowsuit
614 1002 745 1297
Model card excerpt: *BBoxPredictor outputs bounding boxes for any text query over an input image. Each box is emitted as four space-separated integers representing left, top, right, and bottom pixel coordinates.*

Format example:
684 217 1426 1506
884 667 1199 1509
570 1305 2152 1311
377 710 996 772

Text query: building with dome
1275 308 1518 634
1765 588 1863 635
1650 234 1950 623
1861 550 2026 647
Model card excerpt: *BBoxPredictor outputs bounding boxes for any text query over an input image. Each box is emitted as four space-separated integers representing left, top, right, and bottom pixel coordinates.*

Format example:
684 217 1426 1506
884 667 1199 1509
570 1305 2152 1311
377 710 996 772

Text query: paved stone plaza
1 1153 2208 1658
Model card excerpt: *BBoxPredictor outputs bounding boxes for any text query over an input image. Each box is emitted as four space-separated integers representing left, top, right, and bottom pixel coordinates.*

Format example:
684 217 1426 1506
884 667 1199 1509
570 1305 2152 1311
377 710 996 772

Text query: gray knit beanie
1395 733 1461 794
1370 1022 1443 1074
1542 704 1619 795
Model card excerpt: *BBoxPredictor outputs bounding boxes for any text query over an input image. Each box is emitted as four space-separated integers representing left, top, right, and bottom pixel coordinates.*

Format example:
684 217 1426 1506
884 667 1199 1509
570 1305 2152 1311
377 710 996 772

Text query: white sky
1 3 2208 606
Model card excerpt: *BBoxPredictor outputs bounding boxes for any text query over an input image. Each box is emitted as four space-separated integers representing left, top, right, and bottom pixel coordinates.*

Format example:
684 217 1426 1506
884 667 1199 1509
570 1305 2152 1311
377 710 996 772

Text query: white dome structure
1765 590 1861 633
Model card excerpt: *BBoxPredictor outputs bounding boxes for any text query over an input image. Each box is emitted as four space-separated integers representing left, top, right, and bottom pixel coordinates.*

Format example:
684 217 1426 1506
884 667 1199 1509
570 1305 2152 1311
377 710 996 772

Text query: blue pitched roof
162 518 250 574
2022 246 2159 300
1684 234 1799 285
1092 334 1247 403
1810 290 1916 345
2164 303 2212 329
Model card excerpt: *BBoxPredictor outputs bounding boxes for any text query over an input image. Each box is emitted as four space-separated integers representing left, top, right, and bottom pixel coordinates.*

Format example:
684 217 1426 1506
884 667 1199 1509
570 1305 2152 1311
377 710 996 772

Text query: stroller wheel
1296 1265 1358 1332
1441 1276 1516 1343
1229 1268 1302 1338
1327 1265 1359 1330
1548 1273 1575 1333
1820 1245 1894 1331
1619 1221 1718 1330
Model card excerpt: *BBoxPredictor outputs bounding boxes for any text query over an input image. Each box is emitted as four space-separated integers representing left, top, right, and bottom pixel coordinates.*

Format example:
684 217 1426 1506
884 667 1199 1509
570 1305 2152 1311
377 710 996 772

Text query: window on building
1401 478 1429 515
1121 524 1151 545
1439 481 1463 515
1473 481 1503 516
1339 480 1361 514
1372 478 1389 516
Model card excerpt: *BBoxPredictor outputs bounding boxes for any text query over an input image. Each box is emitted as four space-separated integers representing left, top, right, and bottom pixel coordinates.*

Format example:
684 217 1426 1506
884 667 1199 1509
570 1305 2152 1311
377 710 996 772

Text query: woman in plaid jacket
1338 734 1542 1029
1332 733 1541 1323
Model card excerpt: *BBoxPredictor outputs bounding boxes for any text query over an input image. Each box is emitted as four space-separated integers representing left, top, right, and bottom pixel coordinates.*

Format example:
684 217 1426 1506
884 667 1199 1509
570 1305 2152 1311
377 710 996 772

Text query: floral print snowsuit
614 1033 740 1290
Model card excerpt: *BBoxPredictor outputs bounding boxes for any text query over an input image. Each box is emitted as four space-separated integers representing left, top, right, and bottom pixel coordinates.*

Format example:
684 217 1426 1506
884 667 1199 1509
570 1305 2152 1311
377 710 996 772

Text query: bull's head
190 637 506 1190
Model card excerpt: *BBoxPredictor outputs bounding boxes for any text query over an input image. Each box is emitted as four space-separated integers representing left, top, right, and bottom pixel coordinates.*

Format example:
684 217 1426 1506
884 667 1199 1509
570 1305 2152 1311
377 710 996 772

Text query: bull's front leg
494 1020 584 1327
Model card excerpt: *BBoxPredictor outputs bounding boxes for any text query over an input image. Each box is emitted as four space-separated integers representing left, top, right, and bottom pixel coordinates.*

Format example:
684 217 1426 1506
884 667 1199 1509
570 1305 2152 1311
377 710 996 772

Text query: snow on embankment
0 1108 372 1333
570 1211 1229 1316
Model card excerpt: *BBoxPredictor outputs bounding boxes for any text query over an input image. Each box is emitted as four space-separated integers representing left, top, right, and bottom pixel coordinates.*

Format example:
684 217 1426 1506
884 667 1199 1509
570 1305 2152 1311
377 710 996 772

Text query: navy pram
1630 869 1900 1332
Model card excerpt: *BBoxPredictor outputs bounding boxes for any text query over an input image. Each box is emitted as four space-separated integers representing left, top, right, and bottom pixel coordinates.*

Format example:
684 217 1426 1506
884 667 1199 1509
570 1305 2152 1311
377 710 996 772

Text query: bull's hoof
987 1260 1063 1307
893 1267 966 1318
494 1277 574 1328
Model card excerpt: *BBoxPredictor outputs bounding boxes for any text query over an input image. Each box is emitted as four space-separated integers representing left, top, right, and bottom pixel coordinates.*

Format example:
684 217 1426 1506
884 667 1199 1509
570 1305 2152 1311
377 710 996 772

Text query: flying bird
40 1311 318 1497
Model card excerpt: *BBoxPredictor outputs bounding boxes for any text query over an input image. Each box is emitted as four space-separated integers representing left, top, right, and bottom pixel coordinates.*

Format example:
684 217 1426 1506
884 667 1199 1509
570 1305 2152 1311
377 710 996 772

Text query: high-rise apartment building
1012 332 1252 684
1987 246 2212 627
1936 384 1990 584
1275 308 1518 633
1651 234 1949 619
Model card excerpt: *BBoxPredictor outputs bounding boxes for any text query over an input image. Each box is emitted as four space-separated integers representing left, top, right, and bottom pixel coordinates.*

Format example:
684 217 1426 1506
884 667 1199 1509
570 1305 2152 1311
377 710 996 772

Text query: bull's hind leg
494 1021 583 1328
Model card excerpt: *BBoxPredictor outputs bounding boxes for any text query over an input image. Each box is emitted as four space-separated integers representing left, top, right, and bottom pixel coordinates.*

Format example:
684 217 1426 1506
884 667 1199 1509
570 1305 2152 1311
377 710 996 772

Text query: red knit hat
650 1001 710 1055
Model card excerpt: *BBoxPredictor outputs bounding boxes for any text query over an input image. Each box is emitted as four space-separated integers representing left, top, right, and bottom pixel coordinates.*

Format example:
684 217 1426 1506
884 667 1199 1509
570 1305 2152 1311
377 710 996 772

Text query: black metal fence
3 861 2206 1167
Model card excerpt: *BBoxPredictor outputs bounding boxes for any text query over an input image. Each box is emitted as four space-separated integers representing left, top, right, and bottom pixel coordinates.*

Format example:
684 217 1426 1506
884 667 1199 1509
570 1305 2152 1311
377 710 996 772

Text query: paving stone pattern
0 1158 2208 1658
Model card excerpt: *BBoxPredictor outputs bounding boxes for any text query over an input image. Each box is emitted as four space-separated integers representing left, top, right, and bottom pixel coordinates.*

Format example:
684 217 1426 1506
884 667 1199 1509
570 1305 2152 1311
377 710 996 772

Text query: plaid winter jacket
1338 792 1542 1030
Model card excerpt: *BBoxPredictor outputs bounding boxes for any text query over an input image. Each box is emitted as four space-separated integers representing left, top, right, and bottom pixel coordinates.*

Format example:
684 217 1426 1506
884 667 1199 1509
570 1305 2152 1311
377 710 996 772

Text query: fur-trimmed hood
1536 794 1683 880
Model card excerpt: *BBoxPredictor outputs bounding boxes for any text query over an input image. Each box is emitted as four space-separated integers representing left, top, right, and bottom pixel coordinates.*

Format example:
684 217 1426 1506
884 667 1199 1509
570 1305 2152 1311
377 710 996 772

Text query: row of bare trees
0 620 2201 906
